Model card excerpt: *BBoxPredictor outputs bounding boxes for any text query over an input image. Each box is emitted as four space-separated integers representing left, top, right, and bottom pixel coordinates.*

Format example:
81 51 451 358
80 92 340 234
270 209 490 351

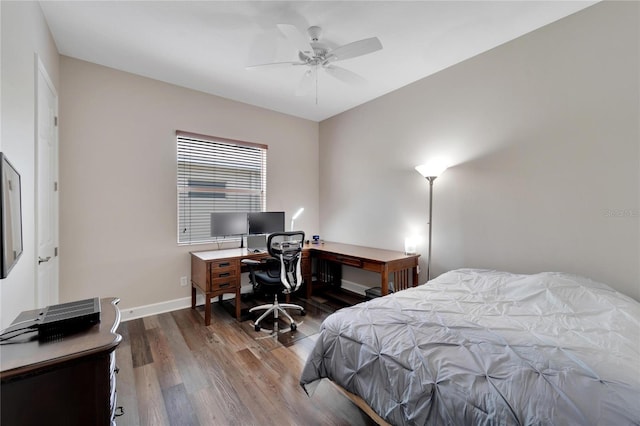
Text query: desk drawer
208 259 238 292
210 259 237 273
211 268 237 281
319 252 363 268
211 278 236 291
211 268 237 291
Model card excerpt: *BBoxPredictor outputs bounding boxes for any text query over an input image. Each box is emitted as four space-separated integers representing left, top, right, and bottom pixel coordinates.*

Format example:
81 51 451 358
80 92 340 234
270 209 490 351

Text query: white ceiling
40 1 597 122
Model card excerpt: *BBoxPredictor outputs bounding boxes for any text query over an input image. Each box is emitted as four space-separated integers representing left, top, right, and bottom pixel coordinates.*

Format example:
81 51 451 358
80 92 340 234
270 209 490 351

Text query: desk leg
235 287 241 320
204 295 211 326
303 256 313 300
191 285 196 309
381 264 390 295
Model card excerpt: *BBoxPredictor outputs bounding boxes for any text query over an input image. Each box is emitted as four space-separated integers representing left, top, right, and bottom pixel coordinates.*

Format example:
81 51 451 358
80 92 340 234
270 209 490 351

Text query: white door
36 57 59 307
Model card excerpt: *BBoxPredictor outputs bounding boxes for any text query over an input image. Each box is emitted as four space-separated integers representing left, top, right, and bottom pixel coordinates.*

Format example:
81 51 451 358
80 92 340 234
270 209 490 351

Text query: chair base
250 294 305 333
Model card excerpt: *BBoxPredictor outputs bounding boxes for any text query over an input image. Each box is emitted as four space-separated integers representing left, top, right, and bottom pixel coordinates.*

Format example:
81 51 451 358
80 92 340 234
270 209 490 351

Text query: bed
300 269 640 425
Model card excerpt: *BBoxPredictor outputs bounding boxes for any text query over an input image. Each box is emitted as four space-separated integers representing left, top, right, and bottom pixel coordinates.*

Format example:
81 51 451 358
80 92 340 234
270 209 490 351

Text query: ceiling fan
247 24 383 100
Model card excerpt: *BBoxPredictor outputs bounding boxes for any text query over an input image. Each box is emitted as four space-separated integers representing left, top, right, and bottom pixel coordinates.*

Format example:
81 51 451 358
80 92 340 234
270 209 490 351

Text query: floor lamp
415 162 449 282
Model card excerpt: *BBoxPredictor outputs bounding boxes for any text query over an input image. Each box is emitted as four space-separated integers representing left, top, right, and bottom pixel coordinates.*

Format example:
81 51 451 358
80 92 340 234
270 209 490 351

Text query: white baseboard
121 281 371 322
340 279 370 296
120 295 198 322
120 292 243 322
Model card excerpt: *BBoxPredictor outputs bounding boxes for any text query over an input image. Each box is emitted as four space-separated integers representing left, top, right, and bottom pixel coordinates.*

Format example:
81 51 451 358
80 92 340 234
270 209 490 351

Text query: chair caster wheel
254 324 261 332
290 323 297 331
300 310 306 316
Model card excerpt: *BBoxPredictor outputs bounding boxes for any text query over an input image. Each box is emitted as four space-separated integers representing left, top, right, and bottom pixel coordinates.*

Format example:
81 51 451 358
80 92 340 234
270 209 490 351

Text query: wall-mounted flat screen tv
1 153 23 279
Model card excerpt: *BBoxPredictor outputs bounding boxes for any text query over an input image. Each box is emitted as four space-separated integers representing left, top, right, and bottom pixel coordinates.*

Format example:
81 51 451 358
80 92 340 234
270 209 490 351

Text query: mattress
300 269 640 425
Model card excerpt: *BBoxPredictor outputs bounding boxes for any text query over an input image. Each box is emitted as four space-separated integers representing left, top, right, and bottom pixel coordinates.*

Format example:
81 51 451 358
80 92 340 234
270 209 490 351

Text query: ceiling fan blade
245 61 305 70
326 37 382 62
277 24 314 56
295 68 315 96
324 65 367 86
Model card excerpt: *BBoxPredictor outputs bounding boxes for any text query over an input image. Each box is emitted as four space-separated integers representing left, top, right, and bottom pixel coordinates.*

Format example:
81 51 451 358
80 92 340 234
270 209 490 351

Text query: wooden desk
0 298 122 426
191 248 275 326
191 243 419 326
304 242 420 298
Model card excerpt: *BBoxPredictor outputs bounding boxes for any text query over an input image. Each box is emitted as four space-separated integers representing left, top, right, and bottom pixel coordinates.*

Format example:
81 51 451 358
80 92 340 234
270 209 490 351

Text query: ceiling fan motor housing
294 26 328 65
307 26 322 42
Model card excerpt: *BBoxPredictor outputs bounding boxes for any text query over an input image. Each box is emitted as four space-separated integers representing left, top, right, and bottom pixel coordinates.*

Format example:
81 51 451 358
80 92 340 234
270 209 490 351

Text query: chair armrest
241 259 261 266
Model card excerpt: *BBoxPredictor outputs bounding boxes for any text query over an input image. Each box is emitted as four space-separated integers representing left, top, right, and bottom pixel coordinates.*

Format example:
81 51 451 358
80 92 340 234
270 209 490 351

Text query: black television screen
248 211 285 235
0 153 23 279
210 212 248 237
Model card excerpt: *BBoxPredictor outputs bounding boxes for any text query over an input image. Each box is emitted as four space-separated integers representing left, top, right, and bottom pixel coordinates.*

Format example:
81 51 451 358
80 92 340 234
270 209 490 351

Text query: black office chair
242 231 306 333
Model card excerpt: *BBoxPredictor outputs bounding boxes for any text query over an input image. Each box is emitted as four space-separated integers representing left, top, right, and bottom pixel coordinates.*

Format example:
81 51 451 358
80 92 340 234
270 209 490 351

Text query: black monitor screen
248 211 285 235
211 212 248 237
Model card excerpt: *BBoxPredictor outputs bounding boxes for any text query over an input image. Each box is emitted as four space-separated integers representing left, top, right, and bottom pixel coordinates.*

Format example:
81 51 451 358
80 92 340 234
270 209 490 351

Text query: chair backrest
266 231 305 294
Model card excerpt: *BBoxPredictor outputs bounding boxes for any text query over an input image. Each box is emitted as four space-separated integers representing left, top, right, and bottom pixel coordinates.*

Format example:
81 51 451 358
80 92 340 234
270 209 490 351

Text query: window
177 131 267 244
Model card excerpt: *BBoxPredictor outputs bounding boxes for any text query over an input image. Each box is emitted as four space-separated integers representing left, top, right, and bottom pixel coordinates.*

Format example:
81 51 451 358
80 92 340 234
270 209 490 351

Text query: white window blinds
177 131 267 245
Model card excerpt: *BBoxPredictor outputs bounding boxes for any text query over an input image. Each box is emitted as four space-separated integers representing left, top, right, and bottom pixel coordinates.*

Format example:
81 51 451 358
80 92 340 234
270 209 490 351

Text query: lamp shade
290 207 304 231
292 207 304 220
415 159 450 178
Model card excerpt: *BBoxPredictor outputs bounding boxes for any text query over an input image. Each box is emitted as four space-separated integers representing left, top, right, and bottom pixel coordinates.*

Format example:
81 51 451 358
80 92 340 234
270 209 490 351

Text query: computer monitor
248 211 285 235
210 212 248 237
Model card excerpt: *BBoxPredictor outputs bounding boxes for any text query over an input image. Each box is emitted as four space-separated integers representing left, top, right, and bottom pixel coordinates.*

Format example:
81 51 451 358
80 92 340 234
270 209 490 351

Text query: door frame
35 54 59 307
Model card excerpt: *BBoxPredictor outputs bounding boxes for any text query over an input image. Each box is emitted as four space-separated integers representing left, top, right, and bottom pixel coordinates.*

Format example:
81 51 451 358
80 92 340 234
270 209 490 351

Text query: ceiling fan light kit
247 24 383 102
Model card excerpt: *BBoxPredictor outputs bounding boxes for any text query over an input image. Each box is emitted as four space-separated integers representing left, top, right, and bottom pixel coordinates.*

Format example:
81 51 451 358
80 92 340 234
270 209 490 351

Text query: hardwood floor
114 293 376 426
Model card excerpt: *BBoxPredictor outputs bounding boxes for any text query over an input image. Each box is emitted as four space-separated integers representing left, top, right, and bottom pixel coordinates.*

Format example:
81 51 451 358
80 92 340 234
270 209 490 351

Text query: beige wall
320 2 640 300
59 57 319 312
0 1 60 328
1 1 637 330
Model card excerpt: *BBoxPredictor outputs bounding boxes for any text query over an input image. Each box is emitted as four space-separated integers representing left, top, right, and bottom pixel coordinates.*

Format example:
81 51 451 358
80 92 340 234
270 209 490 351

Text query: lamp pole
415 160 449 283
426 176 436 282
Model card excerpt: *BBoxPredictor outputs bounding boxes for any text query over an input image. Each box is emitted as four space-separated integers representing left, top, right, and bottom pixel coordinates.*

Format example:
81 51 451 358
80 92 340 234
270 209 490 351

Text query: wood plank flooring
114 293 376 426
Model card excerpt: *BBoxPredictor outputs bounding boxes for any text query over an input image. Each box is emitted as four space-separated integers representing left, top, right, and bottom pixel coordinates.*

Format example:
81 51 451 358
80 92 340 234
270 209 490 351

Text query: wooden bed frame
334 382 391 426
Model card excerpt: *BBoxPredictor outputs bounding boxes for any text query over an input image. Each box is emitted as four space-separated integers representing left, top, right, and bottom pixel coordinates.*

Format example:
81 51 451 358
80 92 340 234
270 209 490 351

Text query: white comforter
300 269 640 425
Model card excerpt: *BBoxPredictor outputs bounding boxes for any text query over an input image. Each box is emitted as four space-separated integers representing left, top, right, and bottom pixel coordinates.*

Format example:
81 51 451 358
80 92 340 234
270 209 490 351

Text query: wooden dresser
0 297 122 426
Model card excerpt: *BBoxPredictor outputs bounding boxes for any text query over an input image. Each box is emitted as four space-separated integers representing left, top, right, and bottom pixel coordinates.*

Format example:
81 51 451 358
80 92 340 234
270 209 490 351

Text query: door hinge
54 182 58 191
54 116 58 127
54 247 58 257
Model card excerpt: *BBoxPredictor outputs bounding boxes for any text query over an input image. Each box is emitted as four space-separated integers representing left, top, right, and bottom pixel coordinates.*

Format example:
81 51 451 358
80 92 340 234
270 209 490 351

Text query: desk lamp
290 207 304 231
415 160 449 282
